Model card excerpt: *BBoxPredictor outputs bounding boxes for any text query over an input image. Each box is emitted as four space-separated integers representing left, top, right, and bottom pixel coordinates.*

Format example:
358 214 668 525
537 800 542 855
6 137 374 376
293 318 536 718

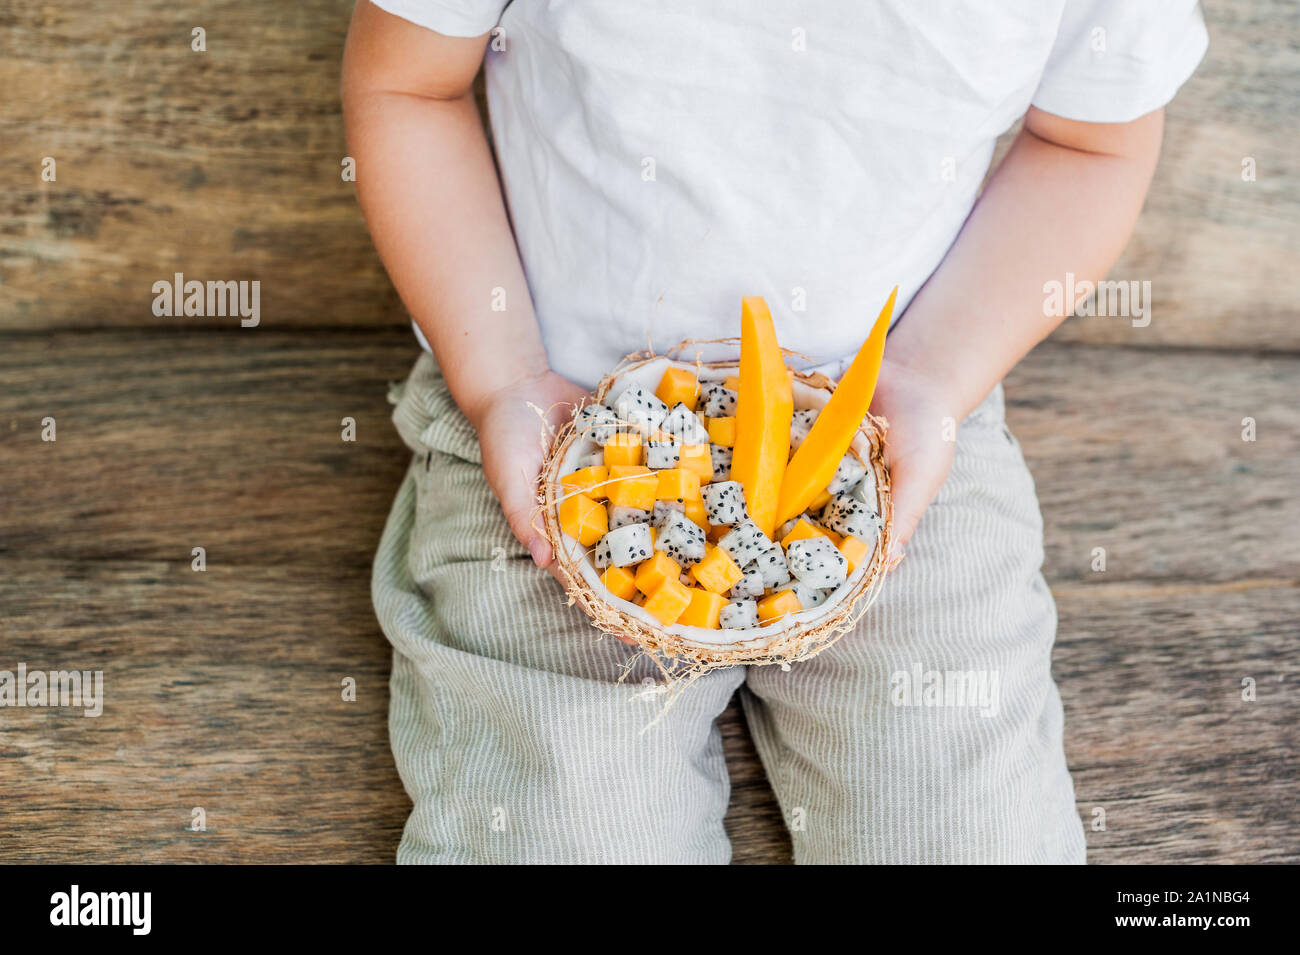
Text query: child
344 0 1206 863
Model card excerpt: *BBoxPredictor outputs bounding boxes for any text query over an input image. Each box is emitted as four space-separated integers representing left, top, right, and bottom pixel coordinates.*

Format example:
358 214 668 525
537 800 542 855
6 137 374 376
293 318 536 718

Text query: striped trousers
371 354 1086 864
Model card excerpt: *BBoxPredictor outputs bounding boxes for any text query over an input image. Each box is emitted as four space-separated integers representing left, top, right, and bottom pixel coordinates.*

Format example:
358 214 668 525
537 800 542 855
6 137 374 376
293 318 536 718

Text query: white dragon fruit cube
821 491 883 541
660 402 709 444
827 452 867 494
655 512 706 565
718 520 772 569
593 536 612 569
719 598 759 630
786 537 849 589
710 445 733 482
703 480 747 526
701 382 738 418
646 439 681 470
612 385 669 435
603 523 653 567
577 403 618 446
575 450 605 469
608 505 651 529
789 408 819 450
849 467 879 514
651 499 686 528
776 581 829 610
730 567 766 599
752 542 792 588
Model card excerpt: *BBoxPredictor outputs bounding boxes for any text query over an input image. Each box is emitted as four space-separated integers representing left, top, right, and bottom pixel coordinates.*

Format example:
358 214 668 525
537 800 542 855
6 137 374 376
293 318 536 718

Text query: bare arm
874 106 1165 556
343 1 584 567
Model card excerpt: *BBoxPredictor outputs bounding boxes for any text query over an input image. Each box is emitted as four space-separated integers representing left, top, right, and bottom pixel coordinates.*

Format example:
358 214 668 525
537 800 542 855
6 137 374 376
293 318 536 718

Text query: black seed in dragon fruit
719 598 759 629
655 512 706 565
611 384 669 435
827 453 867 494
577 403 618 446
710 445 733 481
604 523 653 567
703 480 748 526
719 520 772 569
646 438 682 469
789 408 819 450
660 402 709 445
753 542 792 588
608 505 651 529
730 567 766 599
821 491 883 541
651 500 686 528
701 382 738 417
785 537 849 589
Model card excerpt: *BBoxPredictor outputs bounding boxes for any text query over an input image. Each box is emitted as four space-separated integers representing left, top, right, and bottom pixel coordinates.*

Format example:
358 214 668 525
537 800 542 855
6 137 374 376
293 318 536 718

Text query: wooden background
1 1 1296 864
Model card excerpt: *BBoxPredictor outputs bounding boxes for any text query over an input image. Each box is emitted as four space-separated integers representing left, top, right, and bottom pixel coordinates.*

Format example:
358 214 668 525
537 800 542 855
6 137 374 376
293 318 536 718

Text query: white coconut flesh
555 356 883 647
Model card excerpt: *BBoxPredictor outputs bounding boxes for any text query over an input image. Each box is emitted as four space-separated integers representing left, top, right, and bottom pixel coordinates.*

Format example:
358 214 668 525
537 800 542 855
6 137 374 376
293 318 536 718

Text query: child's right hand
468 371 591 575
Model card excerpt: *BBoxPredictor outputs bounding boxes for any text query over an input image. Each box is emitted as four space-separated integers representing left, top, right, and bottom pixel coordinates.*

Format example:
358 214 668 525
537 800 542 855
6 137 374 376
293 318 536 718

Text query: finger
885 465 928 562
491 462 552 568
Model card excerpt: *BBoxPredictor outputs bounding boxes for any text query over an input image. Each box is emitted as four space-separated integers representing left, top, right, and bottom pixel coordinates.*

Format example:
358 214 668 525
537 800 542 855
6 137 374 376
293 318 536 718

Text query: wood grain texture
1005 343 1300 587
1049 0 1300 351
1 1 1297 349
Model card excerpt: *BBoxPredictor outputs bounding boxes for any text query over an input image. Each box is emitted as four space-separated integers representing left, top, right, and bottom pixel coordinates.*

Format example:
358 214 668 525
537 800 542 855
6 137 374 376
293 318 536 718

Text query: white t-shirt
377 0 1207 389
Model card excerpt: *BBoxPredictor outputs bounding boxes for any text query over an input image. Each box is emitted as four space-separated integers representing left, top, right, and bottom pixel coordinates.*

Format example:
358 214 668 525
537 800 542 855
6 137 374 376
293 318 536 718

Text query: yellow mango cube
606 465 659 511
690 544 743 595
780 517 833 550
757 589 801 623
655 366 700 411
601 564 638 601
642 577 693 626
837 535 870 574
603 432 643 467
635 550 682 597
677 588 727 629
561 465 610 501
683 497 708 529
706 416 736 447
559 492 607 547
656 467 702 502
677 444 713 484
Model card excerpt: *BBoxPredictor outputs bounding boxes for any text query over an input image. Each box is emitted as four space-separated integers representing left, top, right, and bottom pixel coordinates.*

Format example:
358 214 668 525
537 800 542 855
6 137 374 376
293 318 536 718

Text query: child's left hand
868 358 958 562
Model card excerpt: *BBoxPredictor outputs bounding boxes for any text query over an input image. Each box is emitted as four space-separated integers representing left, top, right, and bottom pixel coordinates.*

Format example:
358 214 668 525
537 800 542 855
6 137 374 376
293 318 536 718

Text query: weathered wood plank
1 1 1296 349
0 1 400 330
1005 342 1300 587
0 327 416 563
1048 0 1300 351
0 560 409 862
1055 582 1299 864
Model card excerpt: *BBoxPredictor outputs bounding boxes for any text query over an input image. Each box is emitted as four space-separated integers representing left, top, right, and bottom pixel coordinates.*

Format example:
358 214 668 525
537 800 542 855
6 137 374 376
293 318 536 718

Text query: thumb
887 496 924 562
884 460 929 563
493 460 553 568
